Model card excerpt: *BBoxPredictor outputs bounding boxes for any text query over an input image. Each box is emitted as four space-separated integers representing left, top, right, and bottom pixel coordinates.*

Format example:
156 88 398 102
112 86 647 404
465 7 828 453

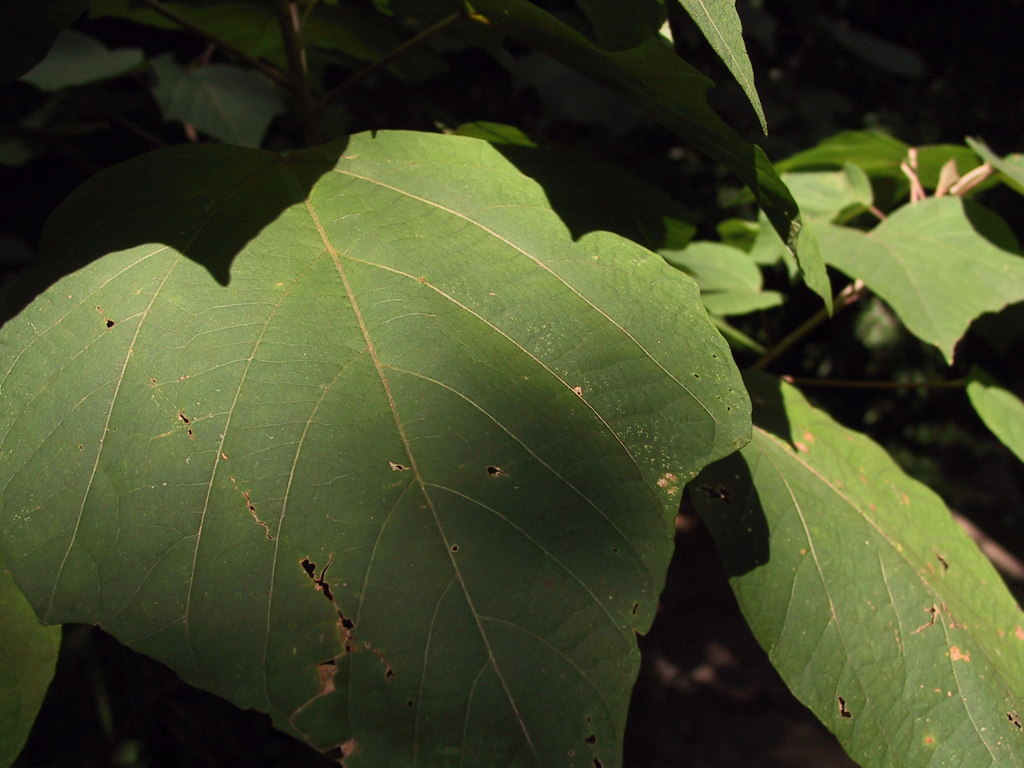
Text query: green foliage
694 374 1024 767
0 569 60 768
0 2 1022 767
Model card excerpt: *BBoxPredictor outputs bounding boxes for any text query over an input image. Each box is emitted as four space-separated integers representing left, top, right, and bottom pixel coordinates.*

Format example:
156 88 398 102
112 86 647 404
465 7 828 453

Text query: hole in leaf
450 544 459 552
177 412 190 425
486 465 508 477
936 553 949 570
584 734 596 744
388 461 408 471
631 603 639 615
340 615 354 630
593 759 604 768
1008 711 1022 729
301 558 316 578
105 319 115 329
838 696 852 718
407 700 414 707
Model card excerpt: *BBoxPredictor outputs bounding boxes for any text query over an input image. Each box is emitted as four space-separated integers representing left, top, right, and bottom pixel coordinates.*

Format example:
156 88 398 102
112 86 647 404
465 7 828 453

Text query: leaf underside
0 131 749 767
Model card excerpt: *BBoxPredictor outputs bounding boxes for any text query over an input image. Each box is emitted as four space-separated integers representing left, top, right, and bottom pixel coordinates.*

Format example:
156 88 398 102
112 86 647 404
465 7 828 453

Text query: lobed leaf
692 373 1024 768
0 130 750 767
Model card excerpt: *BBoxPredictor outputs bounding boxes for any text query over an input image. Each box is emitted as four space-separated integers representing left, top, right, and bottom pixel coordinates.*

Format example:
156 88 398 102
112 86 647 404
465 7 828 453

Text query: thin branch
272 0 320 145
137 0 291 87
749 279 865 372
780 375 966 390
314 10 463 114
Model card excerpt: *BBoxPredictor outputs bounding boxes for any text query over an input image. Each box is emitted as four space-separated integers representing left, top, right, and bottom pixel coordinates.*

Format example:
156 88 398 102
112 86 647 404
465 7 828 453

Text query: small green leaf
777 131 979 192
967 137 1024 196
19 29 142 91
150 55 284 147
0 130 750 767
0 567 61 768
662 241 782 316
967 367 1024 465
674 0 767 133
0 0 90 84
781 162 872 223
693 373 1024 768
815 198 1024 362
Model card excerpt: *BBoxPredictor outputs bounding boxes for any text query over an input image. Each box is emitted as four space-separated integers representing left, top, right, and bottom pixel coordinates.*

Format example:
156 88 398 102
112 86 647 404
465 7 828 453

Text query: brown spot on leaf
317 659 337 695
949 645 970 662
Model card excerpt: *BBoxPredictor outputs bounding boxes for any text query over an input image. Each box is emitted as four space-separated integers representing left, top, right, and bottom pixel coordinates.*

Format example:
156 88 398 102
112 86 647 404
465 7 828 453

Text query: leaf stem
749 279 865 371
137 0 291 87
314 11 463 115
779 375 966 390
273 0 321 145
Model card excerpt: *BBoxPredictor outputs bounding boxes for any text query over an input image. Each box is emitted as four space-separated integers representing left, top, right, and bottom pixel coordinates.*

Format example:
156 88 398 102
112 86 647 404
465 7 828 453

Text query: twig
273 0 320 145
137 0 291 87
749 279 865 372
314 11 463 114
954 512 1024 583
780 376 966 390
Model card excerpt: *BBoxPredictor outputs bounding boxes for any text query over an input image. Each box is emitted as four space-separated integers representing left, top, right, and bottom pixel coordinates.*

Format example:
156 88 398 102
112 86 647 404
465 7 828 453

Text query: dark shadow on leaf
1 138 349 325
688 453 769 578
688 373 794 578
491 144 697 251
742 371 795 448
963 199 1023 254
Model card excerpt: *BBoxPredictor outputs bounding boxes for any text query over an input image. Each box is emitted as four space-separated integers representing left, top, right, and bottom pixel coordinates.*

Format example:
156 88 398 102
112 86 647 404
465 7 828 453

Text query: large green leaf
673 0 766 133
692 374 1024 768
0 131 750 767
0 0 90 84
464 0 817 291
814 198 1024 363
0 567 61 768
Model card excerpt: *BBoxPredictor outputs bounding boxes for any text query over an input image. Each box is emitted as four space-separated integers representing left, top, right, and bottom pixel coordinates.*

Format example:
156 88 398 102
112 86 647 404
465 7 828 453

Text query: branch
272 0 321 145
749 279 866 372
314 11 463 114
137 0 291 87
780 376 966 390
